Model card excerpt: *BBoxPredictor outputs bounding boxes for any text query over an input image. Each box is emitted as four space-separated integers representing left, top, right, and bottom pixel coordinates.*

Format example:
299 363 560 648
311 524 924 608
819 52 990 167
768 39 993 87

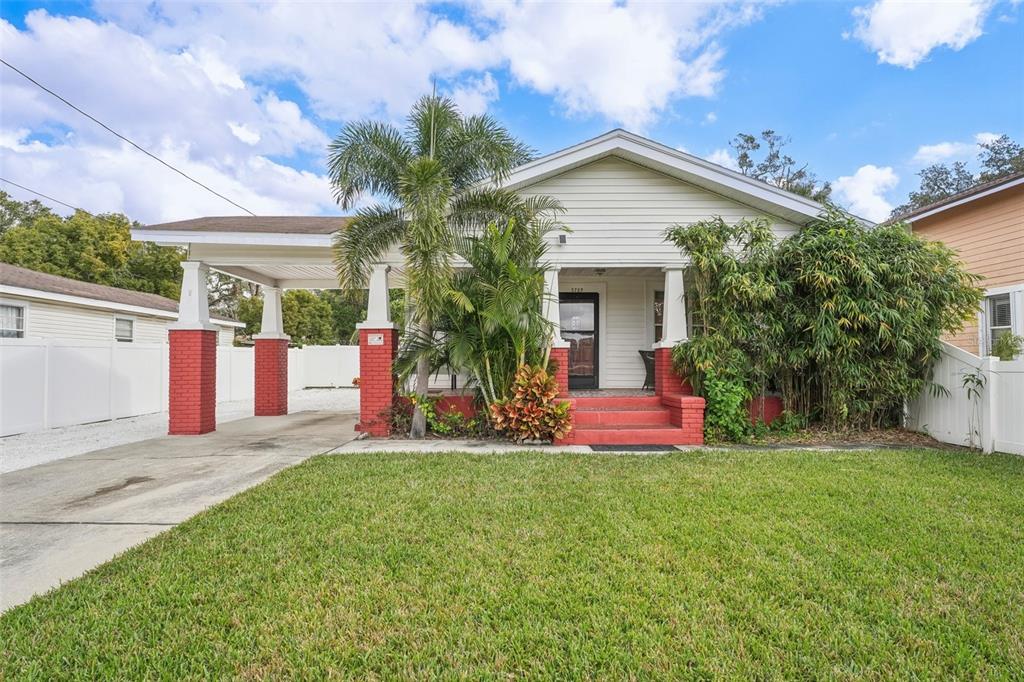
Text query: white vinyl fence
0 340 359 436
906 341 1024 455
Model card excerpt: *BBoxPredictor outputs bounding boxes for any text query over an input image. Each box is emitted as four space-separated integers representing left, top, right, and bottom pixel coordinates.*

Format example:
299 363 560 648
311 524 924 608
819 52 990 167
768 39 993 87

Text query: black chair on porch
638 350 655 391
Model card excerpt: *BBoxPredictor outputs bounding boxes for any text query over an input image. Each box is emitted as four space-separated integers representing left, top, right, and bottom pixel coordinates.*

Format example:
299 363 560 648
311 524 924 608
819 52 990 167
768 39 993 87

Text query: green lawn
3 449 1023 679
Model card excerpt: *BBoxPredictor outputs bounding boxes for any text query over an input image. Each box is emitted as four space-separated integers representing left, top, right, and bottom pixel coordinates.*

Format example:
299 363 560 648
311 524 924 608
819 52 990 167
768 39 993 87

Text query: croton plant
490 364 573 443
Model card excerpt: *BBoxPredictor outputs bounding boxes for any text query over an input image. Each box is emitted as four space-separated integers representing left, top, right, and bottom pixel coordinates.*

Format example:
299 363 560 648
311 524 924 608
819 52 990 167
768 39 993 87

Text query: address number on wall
367 333 385 346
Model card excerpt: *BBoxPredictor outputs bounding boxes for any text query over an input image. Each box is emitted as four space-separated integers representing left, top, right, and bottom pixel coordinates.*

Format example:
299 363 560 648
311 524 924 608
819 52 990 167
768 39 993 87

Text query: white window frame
978 284 1024 356
0 298 28 339
114 315 135 343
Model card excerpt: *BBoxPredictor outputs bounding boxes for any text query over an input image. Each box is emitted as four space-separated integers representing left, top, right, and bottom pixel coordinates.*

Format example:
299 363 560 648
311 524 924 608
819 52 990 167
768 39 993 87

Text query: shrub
992 332 1023 361
702 371 751 443
490 364 572 443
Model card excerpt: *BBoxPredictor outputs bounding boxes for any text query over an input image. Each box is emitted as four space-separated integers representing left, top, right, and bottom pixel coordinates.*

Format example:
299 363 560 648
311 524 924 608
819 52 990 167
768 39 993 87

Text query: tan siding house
904 174 1024 355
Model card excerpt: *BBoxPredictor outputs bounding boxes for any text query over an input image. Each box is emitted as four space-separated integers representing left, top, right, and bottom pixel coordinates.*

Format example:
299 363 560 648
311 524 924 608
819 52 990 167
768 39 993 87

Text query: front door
559 293 599 390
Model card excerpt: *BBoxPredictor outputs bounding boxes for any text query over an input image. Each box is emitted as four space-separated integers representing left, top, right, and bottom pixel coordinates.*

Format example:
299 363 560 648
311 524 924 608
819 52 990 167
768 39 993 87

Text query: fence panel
907 341 1024 455
2 342 360 436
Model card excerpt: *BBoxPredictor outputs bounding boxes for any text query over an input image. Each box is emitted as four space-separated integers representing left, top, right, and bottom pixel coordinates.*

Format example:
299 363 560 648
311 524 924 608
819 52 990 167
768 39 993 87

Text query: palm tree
328 94 533 437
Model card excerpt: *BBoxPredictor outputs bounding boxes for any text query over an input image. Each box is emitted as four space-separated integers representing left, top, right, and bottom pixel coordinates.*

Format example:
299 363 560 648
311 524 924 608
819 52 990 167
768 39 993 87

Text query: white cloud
446 73 499 117
482 2 752 129
849 0 994 68
834 164 899 221
0 129 334 222
912 131 1001 163
0 1 774 223
703 111 718 125
705 148 739 171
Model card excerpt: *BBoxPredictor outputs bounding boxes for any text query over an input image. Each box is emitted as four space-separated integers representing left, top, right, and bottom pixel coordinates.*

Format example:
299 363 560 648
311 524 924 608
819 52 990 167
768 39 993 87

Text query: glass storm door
559 293 599 390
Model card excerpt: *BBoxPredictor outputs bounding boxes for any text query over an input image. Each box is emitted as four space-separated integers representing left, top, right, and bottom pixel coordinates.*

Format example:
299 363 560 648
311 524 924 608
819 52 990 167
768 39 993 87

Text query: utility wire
1 176 132 229
1 58 257 216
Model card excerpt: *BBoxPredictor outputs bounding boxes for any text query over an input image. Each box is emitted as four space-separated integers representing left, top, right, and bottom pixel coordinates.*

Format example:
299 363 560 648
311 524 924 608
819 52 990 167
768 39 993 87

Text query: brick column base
254 338 289 416
654 347 692 396
357 327 396 437
550 346 570 396
168 329 216 435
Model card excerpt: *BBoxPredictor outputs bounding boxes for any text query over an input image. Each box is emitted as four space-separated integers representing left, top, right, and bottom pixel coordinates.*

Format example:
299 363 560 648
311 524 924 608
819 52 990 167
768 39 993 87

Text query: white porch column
171 261 216 330
543 267 569 348
254 286 289 340
359 264 395 329
654 266 687 348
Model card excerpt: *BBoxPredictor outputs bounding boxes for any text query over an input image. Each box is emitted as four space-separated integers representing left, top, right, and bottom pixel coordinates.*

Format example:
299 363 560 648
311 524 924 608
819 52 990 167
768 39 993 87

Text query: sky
0 1 1021 224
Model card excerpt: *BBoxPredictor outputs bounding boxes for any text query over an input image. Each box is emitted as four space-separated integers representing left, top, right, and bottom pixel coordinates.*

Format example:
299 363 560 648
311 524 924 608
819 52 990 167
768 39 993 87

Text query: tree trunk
409 324 432 438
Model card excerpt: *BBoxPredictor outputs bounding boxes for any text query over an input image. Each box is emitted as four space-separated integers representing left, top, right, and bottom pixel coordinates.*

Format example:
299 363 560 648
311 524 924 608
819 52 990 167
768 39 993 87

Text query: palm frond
332 206 405 290
327 121 412 208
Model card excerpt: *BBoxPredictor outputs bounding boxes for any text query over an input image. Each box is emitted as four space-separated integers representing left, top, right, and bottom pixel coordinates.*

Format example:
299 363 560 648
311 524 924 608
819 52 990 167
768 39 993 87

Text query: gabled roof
498 129 829 225
143 216 350 234
895 171 1024 223
0 263 241 325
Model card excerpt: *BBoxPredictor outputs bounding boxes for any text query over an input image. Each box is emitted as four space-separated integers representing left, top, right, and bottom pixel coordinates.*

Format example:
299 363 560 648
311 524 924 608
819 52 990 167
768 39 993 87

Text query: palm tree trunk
409 319 432 438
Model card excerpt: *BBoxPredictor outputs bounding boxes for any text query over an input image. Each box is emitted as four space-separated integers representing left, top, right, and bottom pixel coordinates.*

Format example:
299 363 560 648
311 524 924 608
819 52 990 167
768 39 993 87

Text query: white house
134 129 828 443
0 263 241 344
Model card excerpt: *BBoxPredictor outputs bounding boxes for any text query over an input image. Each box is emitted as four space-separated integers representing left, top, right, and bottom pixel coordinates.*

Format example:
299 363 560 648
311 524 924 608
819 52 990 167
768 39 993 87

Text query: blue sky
1 1 1021 222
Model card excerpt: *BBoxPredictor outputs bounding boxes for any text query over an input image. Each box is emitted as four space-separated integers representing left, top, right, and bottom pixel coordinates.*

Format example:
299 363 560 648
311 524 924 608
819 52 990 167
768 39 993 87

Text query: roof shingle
0 263 239 324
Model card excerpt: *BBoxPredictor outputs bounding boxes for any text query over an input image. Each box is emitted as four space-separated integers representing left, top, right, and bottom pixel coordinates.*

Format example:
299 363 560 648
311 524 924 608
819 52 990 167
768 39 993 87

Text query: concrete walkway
0 411 357 612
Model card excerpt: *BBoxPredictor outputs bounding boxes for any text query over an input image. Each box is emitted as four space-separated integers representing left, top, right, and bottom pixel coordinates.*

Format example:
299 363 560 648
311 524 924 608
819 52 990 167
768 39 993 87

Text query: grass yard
2 449 1022 679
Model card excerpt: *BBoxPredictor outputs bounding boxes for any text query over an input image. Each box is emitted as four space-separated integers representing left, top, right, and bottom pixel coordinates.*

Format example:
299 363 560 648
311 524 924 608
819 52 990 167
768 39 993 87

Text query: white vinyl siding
520 156 801 267
3 294 236 345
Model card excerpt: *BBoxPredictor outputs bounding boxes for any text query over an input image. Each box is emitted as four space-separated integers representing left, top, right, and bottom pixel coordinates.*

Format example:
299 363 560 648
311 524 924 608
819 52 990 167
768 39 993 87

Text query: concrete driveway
0 411 358 612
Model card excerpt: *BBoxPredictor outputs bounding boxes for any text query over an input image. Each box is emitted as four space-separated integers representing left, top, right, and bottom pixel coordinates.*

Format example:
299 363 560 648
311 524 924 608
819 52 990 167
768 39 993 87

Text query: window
986 294 1012 354
114 317 134 342
653 290 664 343
0 304 25 338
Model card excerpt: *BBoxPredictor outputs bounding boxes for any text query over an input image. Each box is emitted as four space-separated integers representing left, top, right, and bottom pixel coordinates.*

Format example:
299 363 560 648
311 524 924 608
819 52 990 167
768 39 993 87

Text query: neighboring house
0 263 242 344
134 129 831 443
900 172 1024 356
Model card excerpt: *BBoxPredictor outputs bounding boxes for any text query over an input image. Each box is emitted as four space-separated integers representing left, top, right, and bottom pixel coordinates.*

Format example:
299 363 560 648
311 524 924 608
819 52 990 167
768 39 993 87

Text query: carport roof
142 216 352 234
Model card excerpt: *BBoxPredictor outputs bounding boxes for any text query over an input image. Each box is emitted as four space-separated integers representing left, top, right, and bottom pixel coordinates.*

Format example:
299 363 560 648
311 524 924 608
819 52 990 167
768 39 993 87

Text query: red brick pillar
254 338 289 416
654 347 692 396
168 329 217 435
357 327 396 436
550 345 570 396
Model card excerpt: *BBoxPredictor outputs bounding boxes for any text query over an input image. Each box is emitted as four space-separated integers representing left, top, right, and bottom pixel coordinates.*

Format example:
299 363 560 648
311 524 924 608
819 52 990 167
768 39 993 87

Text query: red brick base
550 346 569 396
357 327 397 437
654 347 692 396
168 329 216 435
254 338 288 416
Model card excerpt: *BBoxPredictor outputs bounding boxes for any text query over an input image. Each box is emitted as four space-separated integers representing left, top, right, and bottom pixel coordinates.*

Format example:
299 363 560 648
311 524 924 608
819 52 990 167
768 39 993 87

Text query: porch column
357 265 397 436
653 266 691 396
168 261 217 435
254 286 290 416
544 267 570 396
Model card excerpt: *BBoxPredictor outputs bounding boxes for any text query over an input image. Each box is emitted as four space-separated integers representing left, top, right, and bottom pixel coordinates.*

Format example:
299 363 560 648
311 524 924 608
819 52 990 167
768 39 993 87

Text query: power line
1 176 132 229
1 58 257 217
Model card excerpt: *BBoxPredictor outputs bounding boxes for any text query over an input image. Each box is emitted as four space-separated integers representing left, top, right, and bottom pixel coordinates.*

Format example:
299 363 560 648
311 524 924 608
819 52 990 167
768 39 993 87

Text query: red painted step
568 395 663 409
573 407 670 426
563 425 702 446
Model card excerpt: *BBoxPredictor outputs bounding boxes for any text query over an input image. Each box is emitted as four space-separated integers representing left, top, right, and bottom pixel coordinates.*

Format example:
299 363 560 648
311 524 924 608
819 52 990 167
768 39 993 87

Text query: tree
891 162 975 217
978 134 1024 182
891 135 1024 217
327 94 533 437
237 289 335 346
1 190 54 236
729 130 832 202
0 201 183 299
